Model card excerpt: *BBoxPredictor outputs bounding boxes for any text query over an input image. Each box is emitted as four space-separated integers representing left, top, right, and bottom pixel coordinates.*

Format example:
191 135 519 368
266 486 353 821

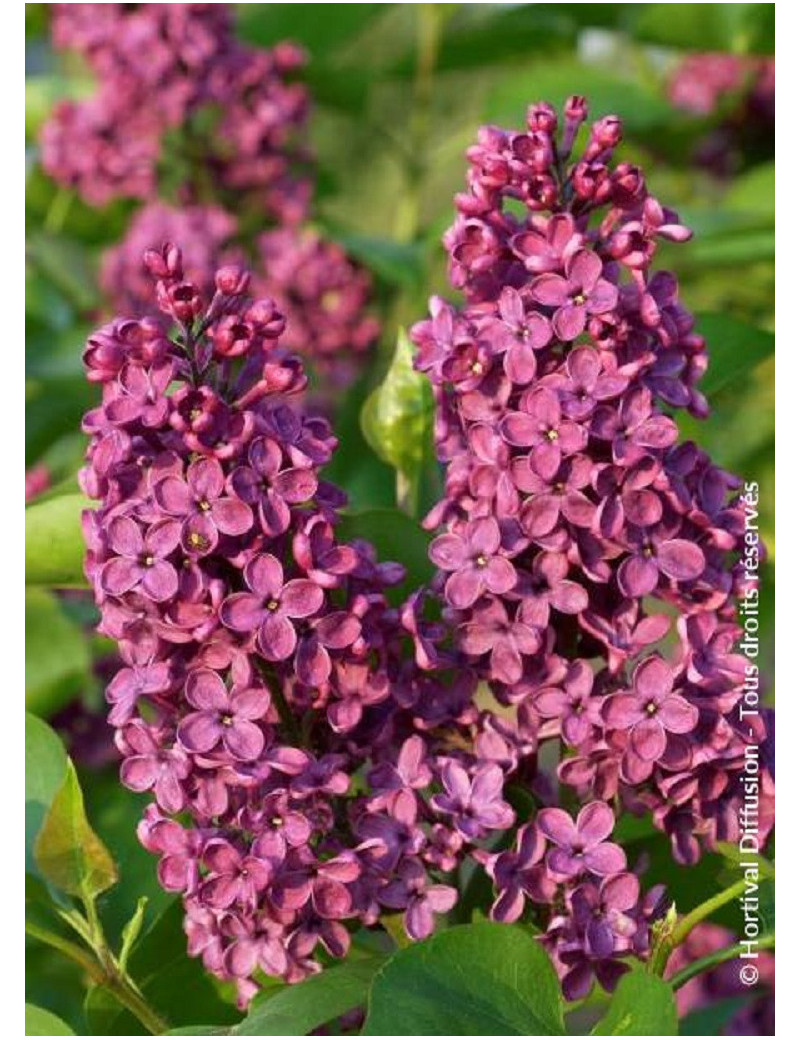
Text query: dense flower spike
81 246 501 1005
43 3 310 218
411 98 773 890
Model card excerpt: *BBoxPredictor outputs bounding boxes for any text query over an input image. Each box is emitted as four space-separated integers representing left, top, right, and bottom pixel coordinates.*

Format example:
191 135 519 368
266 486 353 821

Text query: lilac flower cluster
80 247 503 1005
667 53 775 175
483 802 667 999
101 203 240 317
51 4 379 388
42 3 309 217
254 228 381 387
411 98 774 878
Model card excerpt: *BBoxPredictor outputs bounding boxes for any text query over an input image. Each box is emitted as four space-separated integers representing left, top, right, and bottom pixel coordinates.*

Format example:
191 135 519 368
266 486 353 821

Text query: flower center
267 599 280 611
475 555 488 568
645 701 658 716
198 500 211 511
143 555 155 567
188 532 208 550
546 429 559 441
470 361 484 375
221 714 234 726
271 816 283 828
573 292 586 305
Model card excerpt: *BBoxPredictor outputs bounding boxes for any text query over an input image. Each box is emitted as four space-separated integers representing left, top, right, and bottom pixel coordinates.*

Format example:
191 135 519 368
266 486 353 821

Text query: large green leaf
34 760 118 901
236 4 384 62
25 587 91 716
24 1004 76 1036
25 713 68 876
25 492 92 587
363 923 565 1035
725 163 775 221
331 233 425 289
631 3 774 54
337 508 434 601
591 966 678 1036
236 957 384 1036
695 313 774 399
361 328 436 516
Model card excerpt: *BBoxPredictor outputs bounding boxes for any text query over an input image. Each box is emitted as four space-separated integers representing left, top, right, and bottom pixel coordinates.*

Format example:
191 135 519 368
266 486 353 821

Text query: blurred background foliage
26 4 773 1034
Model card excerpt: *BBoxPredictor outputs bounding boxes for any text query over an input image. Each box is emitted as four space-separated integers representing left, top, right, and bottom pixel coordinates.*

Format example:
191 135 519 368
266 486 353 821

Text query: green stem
43 187 73 233
393 3 443 242
26 921 168 1035
671 879 748 950
651 879 749 976
669 934 775 992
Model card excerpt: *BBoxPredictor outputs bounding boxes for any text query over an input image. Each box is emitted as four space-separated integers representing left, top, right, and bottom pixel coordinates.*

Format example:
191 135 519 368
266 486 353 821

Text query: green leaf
81 770 173 946
331 232 425 289
25 492 92 587
25 713 68 876
25 1004 76 1036
26 376 96 467
683 230 774 267
695 313 774 399
592 966 678 1036
725 163 775 221
237 4 384 62
716 842 775 882
34 760 118 901
363 923 565 1035
679 995 750 1035
119 897 149 972
27 232 100 313
234 958 384 1036
631 3 773 54
25 587 91 716
121 900 240 1033
361 328 436 516
336 508 434 601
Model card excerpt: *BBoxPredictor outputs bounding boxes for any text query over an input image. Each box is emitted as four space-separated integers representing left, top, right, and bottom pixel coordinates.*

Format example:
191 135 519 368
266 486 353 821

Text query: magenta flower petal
140 560 178 602
630 717 667 760
537 807 577 846
188 457 224 501
656 539 705 581
531 272 570 306
155 476 192 515
108 515 143 556
584 842 627 876
178 711 222 753
258 612 297 661
446 567 484 609
281 579 324 618
220 593 265 633
618 554 659 597
603 694 642 729
553 303 587 341
101 557 142 595
659 695 699 734
576 802 614 844
211 497 253 536
224 720 265 761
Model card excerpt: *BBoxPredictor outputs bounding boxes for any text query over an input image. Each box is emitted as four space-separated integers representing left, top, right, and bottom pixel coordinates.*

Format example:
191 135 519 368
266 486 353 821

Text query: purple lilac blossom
81 247 491 1006
410 97 774 988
